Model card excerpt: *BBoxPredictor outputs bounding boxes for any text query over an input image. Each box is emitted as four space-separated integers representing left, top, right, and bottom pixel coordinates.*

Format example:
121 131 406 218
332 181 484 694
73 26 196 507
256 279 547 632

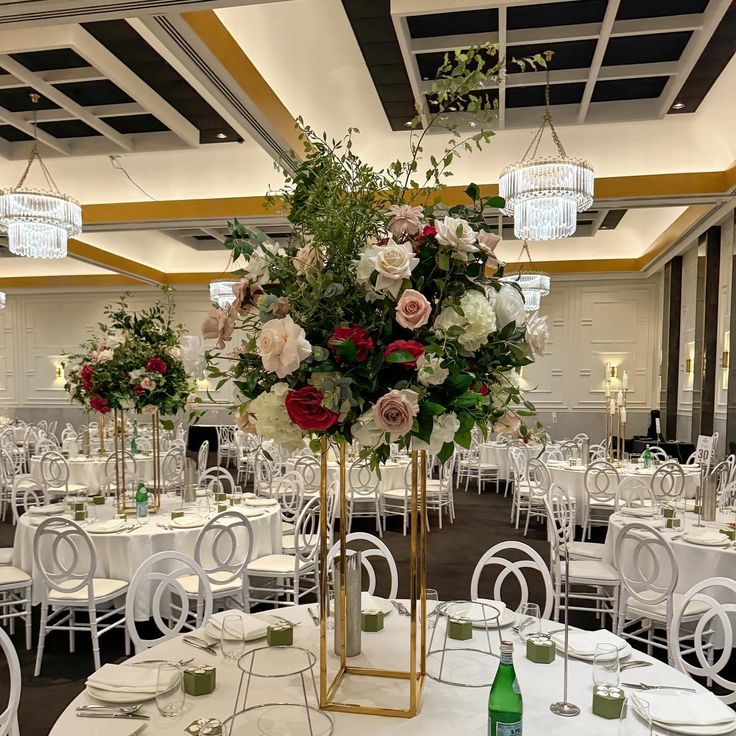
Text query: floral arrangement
65 287 198 423
203 44 550 465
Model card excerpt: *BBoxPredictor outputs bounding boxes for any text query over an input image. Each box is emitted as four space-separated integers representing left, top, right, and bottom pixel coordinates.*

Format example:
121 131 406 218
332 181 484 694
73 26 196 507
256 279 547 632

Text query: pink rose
395 289 431 330
236 406 257 434
478 230 502 272
232 279 263 316
201 307 235 349
494 410 521 438
140 377 156 391
293 244 321 275
387 204 423 239
373 389 419 437
256 315 312 379
142 405 157 416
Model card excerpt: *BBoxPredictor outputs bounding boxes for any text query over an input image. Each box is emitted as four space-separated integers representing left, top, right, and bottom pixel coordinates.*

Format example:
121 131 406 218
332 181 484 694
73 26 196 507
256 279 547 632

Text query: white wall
0 277 664 441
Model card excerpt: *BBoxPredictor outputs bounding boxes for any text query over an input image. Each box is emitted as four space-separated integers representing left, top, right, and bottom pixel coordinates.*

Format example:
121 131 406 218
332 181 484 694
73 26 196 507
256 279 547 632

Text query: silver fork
127 725 148 736
306 607 320 627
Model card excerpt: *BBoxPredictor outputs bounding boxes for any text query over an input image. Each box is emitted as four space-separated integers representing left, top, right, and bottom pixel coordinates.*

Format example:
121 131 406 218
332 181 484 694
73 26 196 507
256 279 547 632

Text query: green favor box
592 686 624 719
448 618 472 641
183 665 216 696
71 501 85 512
663 507 676 519
215 492 227 502
666 518 682 529
361 609 385 633
217 503 228 513
74 509 86 521
720 527 736 541
171 510 184 520
267 622 294 646
92 495 105 506
526 635 556 664
185 717 223 735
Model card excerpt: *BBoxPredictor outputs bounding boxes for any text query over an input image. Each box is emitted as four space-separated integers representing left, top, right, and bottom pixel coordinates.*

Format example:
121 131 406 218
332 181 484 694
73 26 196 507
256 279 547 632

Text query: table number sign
696 435 714 468
655 417 661 439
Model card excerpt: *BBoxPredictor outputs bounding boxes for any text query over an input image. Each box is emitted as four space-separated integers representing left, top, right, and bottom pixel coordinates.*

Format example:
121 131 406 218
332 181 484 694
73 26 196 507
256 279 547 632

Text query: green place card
361 609 385 633
448 618 472 641
183 665 216 696
217 503 228 513
71 501 85 511
526 636 555 663
267 623 294 646
592 686 624 719
92 495 105 506
171 510 184 520
215 492 227 502
663 507 675 519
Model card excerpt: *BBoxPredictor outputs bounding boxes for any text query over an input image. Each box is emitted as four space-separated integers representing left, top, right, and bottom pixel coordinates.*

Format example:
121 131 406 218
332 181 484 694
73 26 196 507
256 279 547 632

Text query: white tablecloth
12 496 282 619
49 605 707 736
550 463 699 523
479 443 542 480
30 454 155 494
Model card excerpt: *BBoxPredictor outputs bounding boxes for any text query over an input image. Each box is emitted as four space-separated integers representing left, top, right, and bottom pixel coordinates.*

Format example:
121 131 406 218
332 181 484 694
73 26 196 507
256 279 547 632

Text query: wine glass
593 643 620 688
221 614 246 663
618 694 653 736
426 589 439 638
515 602 541 642
156 662 185 717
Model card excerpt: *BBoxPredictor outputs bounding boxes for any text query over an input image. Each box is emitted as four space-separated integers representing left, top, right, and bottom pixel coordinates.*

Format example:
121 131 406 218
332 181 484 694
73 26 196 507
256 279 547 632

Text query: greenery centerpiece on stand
201 43 552 720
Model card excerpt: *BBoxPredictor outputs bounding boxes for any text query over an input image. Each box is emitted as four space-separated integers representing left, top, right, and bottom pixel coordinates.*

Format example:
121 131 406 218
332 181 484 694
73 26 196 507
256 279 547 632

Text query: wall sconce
55 363 64 380
610 365 617 379
723 351 730 369
686 358 693 374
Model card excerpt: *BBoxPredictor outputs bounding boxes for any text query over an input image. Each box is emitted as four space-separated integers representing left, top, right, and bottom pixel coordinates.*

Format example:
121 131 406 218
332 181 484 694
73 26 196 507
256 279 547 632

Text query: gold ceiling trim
67 238 167 285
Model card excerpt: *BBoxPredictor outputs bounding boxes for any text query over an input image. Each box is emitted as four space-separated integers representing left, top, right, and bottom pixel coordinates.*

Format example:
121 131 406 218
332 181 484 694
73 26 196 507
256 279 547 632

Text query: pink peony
477 230 502 271
387 204 423 239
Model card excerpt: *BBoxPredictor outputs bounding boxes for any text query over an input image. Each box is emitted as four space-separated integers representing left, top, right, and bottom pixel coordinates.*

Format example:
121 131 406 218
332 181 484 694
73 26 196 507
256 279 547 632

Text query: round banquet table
49 605 707 736
548 461 700 524
479 442 543 480
29 453 155 495
285 458 410 496
12 496 282 619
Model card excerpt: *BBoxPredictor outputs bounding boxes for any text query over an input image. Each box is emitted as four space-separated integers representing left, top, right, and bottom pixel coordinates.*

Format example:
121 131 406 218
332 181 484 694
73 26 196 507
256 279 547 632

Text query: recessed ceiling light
216 132 228 139
672 102 685 110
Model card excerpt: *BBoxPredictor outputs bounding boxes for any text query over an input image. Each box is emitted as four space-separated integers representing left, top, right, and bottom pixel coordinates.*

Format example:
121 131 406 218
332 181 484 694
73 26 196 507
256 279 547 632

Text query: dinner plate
439 599 514 628
632 696 736 736
618 507 656 518
240 508 266 518
199 612 279 642
86 519 127 534
243 498 279 508
328 594 394 617
85 680 178 704
169 515 207 529
682 532 730 547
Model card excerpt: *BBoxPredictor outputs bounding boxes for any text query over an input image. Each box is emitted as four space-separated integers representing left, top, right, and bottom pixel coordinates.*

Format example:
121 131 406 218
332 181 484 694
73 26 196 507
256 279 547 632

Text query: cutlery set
391 600 410 616
183 635 218 654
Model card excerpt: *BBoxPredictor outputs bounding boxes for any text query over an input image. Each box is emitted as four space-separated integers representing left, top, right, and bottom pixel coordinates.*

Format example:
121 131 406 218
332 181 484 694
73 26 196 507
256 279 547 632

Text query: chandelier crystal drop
209 279 239 309
499 240 550 312
498 66 593 240
0 95 81 259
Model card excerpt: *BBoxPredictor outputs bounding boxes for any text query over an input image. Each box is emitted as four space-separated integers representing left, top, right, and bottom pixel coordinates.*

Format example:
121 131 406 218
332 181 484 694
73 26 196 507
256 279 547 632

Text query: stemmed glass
221 614 246 663
156 662 185 717
516 602 541 642
593 643 620 688
426 589 439 639
619 694 653 736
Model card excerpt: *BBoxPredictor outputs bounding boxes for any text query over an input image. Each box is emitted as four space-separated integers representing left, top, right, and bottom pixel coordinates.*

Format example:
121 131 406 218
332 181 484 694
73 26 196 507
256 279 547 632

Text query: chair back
39 451 71 491
648 446 668 461
614 522 677 612
508 446 528 483
327 532 399 599
684 451 698 465
253 452 275 496
292 495 323 566
294 456 320 493
60 426 77 442
650 461 685 501
194 510 253 588
0 627 20 736
572 433 589 442
583 460 620 503
274 472 304 525
33 517 96 602
197 440 209 475
670 576 736 704
104 450 138 485
540 447 563 463
126 551 213 652
614 476 656 509
558 440 579 460
470 540 553 620
161 447 185 485
348 460 379 498
11 478 45 523
198 466 237 496
526 458 551 499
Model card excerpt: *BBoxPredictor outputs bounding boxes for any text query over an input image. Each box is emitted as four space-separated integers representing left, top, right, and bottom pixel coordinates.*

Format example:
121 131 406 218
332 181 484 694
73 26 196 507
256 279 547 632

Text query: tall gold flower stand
318 437 427 718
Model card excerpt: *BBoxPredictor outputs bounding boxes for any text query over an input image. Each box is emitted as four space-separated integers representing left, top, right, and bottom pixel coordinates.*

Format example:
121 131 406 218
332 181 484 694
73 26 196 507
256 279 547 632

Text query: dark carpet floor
0 483 607 736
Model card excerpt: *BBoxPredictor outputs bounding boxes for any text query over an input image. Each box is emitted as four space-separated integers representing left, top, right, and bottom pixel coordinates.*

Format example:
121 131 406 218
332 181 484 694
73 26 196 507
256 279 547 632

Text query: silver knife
622 683 696 692
76 712 150 720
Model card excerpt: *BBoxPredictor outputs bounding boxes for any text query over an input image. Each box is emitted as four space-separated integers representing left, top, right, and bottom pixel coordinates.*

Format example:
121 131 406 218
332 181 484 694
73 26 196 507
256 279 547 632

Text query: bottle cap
500 640 513 654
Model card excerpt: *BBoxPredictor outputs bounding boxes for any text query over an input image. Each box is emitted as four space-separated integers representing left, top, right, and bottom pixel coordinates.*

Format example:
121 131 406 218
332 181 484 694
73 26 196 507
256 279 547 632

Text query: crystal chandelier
209 279 238 309
0 292 5 310
499 67 593 240
0 95 81 258
500 241 549 312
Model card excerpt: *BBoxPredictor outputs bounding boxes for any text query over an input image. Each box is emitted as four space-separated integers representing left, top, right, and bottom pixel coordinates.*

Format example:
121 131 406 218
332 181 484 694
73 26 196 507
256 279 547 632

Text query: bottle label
491 720 522 736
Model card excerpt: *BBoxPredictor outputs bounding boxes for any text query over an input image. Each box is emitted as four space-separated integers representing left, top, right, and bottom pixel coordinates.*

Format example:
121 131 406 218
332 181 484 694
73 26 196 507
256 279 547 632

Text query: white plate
243 498 278 508
683 533 730 547
86 519 127 534
240 508 266 518
619 507 655 518
439 599 513 628
170 515 207 529
633 697 736 736
85 678 179 704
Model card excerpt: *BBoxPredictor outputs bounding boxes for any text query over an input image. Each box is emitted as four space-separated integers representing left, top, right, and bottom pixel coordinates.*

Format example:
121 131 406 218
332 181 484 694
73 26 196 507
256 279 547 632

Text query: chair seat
382 487 408 499
248 554 313 574
48 578 128 602
0 566 31 586
282 521 295 534
178 571 241 595
569 541 604 560
568 559 619 583
627 593 710 620
588 498 616 508
0 548 13 565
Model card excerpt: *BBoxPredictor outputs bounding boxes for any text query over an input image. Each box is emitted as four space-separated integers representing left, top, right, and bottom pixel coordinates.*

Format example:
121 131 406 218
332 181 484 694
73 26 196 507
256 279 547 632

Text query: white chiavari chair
327 532 399 599
522 458 551 536
10 477 45 524
0 545 32 650
648 446 669 462
216 425 238 467
0 626 21 736
546 483 602 560
274 471 305 535
126 551 213 653
614 476 656 510
457 444 500 494
346 459 382 535
582 460 620 540
293 456 321 496
33 517 128 674
470 540 553 619
160 446 185 495
424 453 456 529
382 463 419 536
197 440 209 476
39 451 88 499
684 451 698 466
540 447 564 463
558 440 579 461
253 452 277 497
650 460 685 502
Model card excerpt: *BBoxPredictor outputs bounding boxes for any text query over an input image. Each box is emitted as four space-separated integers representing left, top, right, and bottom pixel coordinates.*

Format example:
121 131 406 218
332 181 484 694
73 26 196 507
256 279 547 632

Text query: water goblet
221 614 246 663
516 602 541 643
156 662 185 718
592 643 620 688
618 694 653 736
426 589 439 638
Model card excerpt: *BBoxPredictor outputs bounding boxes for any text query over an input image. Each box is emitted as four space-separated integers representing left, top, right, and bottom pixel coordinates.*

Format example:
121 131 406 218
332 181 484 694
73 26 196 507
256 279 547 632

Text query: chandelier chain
14 99 61 193
520 67 568 162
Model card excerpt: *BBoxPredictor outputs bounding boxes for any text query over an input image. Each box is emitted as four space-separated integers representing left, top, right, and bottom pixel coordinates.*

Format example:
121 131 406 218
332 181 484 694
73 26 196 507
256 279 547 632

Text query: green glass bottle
488 641 522 736
130 420 139 456
643 445 651 470
135 481 149 521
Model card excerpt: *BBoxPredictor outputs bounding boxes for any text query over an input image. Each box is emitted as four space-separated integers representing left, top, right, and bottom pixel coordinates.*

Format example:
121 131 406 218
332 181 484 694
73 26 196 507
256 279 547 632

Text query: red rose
419 225 437 241
89 395 110 414
133 385 144 397
146 357 168 374
285 386 339 431
327 325 374 363
80 364 93 380
471 381 489 396
384 340 424 369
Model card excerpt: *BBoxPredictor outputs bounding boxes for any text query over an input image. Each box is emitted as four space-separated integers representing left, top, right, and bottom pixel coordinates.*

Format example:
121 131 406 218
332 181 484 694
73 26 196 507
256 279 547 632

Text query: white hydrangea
249 382 304 450
434 290 497 354
412 412 460 454
417 354 449 387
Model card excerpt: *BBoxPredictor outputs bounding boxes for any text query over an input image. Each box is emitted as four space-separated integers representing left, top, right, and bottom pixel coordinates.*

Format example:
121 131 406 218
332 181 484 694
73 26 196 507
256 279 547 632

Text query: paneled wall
0 278 663 442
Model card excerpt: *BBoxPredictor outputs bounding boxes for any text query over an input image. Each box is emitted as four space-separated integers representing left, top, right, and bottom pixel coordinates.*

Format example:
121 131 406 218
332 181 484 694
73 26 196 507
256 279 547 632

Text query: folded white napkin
86 663 176 693
638 691 735 727
551 629 626 657
87 519 126 533
202 610 269 640
619 507 655 517
473 599 508 621
28 505 61 516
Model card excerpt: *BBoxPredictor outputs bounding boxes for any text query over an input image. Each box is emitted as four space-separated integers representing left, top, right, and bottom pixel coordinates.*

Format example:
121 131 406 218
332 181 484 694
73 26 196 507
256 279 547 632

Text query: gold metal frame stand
113 409 129 514
151 410 162 510
318 436 427 718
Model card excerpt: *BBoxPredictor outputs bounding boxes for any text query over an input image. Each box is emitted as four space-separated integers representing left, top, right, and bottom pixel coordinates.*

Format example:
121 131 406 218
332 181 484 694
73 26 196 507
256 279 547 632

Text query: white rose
250 383 304 450
495 284 526 328
434 216 478 260
417 354 449 387
525 311 549 357
412 412 460 454
94 349 114 364
458 291 497 352
355 239 418 299
350 409 384 448
256 315 312 379
239 241 285 286
168 346 182 360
